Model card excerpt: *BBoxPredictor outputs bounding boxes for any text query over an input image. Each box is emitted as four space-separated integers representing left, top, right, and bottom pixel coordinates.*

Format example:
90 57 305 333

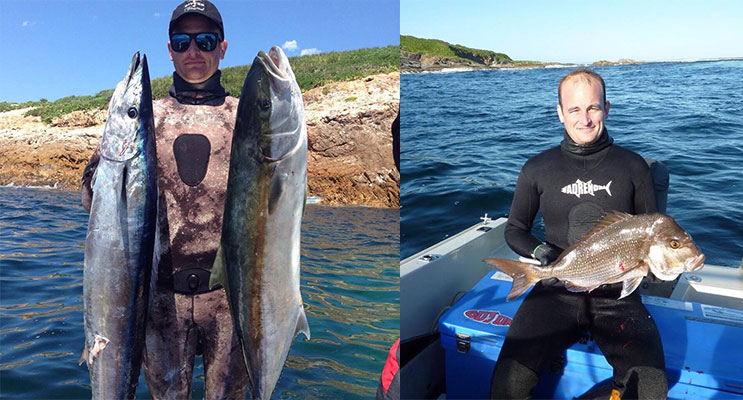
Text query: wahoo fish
81 52 156 399
210 46 309 400
485 211 705 301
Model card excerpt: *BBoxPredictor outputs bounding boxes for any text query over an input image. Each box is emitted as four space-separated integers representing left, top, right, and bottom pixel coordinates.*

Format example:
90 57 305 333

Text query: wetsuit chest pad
173 134 211 186
567 201 605 245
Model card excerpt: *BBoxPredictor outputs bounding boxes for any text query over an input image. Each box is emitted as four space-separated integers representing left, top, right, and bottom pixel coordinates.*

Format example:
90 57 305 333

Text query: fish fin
564 281 594 293
619 276 644 299
78 345 88 366
302 190 307 217
125 52 141 87
209 245 227 291
295 305 311 340
483 258 541 301
268 171 283 215
580 210 633 241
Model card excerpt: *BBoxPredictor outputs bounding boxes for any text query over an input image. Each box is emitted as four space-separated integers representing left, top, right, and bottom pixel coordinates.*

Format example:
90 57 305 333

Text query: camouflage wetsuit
82 71 249 399
490 130 668 399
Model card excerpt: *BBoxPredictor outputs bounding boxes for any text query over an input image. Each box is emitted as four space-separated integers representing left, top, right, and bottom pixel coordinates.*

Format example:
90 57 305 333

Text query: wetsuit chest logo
173 134 211 186
560 179 612 198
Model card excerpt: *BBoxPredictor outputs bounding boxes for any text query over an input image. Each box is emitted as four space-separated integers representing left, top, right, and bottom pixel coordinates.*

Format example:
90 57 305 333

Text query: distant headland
400 35 742 73
401 35 575 72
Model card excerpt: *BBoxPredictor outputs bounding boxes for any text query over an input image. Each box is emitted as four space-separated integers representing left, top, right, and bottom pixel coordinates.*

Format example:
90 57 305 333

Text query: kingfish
485 211 705 301
210 46 310 400
81 52 157 399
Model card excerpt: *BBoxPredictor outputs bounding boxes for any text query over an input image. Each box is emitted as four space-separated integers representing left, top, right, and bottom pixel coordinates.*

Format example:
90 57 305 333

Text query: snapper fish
210 46 309 400
81 52 157 399
485 211 705 301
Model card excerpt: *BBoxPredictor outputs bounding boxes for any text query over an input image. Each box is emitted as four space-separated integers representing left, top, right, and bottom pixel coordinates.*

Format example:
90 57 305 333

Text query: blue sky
402 0 743 65
1 0 400 103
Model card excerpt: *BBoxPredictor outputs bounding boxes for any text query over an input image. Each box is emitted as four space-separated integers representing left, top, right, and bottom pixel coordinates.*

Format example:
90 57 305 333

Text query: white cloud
21 21 35 27
154 12 161 17
301 48 321 56
282 40 298 51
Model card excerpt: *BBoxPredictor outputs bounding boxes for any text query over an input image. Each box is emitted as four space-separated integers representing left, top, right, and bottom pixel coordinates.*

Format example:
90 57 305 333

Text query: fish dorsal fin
580 210 634 241
209 245 227 291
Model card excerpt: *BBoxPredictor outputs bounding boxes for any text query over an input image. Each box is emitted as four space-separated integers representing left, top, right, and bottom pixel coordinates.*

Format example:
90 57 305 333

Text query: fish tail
483 258 541 301
605 180 612 196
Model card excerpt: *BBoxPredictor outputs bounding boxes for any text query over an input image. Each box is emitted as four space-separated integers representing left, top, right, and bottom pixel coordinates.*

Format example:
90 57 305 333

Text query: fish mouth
256 47 293 94
253 46 303 164
687 253 705 271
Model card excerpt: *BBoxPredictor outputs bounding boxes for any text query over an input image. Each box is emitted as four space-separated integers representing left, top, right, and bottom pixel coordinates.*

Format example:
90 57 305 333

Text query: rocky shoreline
0 72 400 208
401 49 570 73
401 50 656 73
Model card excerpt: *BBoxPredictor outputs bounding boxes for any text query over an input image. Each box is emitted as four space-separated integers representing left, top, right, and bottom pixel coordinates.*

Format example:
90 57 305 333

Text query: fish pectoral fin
295 305 311 340
619 276 644 299
483 258 541 301
209 245 227 291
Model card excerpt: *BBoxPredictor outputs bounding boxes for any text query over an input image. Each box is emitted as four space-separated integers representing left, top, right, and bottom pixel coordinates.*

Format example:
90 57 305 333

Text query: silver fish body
211 46 309 400
82 52 156 399
485 211 705 301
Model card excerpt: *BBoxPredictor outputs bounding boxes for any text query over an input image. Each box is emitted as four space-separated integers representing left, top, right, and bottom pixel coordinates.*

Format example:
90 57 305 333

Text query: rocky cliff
401 49 485 71
400 35 529 72
0 72 400 208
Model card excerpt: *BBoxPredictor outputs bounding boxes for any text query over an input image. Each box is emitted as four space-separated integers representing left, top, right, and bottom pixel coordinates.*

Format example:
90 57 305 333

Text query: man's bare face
557 76 610 145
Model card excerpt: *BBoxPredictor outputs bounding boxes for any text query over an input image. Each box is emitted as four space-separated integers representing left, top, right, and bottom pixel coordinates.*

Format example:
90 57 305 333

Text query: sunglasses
170 32 221 53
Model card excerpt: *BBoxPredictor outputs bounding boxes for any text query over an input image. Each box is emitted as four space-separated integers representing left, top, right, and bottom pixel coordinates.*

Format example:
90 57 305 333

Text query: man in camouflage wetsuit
81 1 249 398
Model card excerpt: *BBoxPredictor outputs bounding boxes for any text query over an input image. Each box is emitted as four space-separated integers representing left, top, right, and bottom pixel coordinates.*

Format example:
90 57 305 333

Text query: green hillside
400 35 513 65
1 45 399 124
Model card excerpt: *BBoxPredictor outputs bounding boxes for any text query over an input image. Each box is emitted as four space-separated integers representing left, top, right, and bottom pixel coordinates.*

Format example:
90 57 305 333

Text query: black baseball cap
169 0 224 39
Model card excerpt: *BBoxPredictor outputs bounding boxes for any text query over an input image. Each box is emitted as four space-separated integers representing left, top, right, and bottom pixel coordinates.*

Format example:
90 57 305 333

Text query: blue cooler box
439 271 743 399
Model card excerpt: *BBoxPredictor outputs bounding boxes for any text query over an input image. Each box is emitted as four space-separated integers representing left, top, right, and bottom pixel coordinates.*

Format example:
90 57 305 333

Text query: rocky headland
400 36 569 73
401 36 699 73
0 72 400 208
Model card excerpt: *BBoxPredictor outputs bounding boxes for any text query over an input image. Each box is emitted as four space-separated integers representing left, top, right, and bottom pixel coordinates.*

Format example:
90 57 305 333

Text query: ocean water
0 186 399 399
401 60 743 266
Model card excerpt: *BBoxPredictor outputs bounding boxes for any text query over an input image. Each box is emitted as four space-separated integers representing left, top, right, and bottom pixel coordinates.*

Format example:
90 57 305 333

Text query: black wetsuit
490 130 668 399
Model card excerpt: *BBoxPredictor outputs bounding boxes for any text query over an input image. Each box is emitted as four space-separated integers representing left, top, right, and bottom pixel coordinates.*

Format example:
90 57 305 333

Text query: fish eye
127 107 138 119
669 240 681 249
260 98 271 111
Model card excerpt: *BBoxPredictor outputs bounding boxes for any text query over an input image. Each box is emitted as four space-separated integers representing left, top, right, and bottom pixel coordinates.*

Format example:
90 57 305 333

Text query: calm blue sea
401 60 743 266
0 186 399 399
